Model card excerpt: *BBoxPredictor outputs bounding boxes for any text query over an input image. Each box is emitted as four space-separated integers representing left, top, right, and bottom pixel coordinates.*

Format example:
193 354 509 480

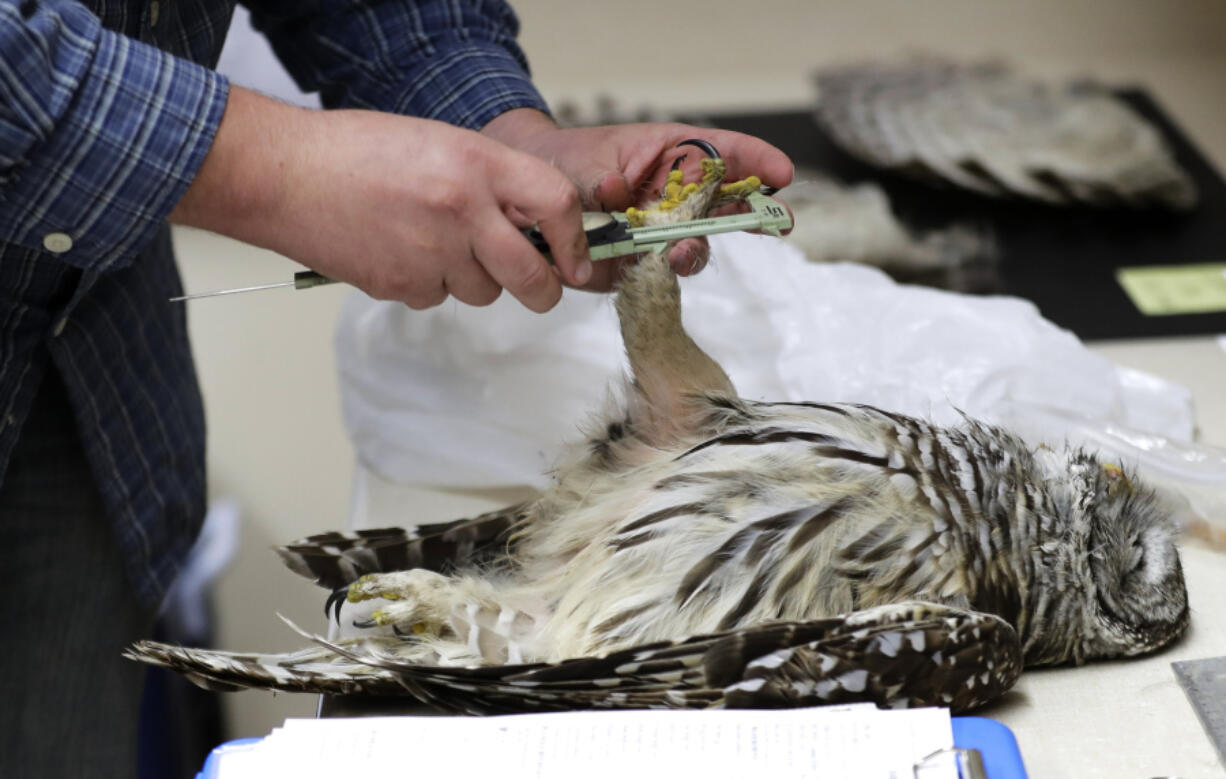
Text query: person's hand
482 108 794 291
171 87 594 312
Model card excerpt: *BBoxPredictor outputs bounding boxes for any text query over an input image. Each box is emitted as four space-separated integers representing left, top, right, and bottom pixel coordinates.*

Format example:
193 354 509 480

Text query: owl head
1026 448 1189 665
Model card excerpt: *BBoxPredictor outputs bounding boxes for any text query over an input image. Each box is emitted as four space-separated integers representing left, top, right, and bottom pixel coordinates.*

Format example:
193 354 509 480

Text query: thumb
589 169 634 211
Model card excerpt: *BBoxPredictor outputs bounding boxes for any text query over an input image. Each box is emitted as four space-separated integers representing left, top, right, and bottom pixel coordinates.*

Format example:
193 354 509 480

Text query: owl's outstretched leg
341 569 548 665
614 143 761 443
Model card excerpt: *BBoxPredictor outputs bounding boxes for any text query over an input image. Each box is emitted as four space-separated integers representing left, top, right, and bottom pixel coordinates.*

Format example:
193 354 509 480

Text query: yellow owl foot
624 165 709 227
345 569 449 603
718 174 762 199
625 140 730 227
623 139 765 228
365 603 439 637
336 569 452 635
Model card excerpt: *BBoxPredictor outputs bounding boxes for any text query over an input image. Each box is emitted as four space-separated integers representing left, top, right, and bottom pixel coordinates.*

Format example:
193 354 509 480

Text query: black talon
676 138 721 160
325 587 348 623
351 617 377 629
669 139 722 172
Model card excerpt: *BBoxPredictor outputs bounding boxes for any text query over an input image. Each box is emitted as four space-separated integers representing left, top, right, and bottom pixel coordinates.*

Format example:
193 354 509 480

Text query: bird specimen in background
814 57 1197 209
129 142 1188 715
779 171 997 291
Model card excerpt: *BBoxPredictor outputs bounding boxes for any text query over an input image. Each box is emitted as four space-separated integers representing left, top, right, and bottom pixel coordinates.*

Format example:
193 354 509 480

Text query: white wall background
190 0 1226 741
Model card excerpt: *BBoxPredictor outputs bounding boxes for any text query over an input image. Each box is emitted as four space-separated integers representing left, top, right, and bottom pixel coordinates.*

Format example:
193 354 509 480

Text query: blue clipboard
952 717 1028 778
196 737 261 779
199 717 1027 778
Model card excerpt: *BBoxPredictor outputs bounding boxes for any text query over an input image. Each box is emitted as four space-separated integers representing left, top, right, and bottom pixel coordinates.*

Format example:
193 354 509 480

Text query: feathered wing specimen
780 172 997 292
129 144 1188 713
814 58 1197 209
136 602 1017 714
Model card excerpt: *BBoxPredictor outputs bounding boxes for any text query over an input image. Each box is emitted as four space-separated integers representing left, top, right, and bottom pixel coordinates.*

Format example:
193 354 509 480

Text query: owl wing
127 602 1020 714
275 502 531 591
122 639 396 696
814 58 1196 208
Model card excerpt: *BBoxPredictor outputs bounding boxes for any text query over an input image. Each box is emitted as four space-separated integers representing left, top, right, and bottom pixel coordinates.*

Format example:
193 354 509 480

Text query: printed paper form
208 705 957 779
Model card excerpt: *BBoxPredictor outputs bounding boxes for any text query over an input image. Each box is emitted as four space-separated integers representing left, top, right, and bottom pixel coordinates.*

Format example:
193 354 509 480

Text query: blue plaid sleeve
0 0 228 271
246 0 551 129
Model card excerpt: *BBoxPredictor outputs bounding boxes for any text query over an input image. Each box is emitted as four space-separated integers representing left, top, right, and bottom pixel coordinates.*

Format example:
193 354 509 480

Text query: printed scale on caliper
170 140 792 302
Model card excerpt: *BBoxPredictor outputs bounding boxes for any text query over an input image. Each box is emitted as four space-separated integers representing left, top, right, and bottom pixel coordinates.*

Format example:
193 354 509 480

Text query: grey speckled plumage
814 58 1197 209
128 148 1187 714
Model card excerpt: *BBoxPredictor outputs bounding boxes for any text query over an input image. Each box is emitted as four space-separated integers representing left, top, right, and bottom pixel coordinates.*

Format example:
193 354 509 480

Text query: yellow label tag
1115 263 1226 316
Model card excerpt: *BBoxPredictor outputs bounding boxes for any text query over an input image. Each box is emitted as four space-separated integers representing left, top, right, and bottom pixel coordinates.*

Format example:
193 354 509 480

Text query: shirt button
150 1 159 26
42 232 73 253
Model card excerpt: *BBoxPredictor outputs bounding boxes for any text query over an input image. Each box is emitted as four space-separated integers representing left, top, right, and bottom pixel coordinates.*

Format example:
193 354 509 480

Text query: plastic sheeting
335 233 1226 516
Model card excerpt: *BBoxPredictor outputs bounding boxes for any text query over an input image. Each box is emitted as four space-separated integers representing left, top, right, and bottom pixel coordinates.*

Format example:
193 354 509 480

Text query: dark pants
0 371 154 778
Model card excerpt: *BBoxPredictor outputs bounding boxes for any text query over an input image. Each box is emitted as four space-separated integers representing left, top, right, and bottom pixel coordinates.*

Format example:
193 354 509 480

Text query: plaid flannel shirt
0 0 548 607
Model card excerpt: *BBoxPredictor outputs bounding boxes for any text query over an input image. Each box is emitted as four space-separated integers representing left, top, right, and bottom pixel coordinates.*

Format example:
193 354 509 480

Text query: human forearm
169 87 301 248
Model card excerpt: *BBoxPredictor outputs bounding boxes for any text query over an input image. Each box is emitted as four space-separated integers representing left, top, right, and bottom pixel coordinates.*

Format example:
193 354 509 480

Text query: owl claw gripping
127 140 1188 713
343 570 450 633
625 140 764 228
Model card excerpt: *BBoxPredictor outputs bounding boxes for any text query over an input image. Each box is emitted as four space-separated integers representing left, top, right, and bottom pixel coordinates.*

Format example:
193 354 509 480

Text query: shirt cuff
357 42 551 131
0 13 228 271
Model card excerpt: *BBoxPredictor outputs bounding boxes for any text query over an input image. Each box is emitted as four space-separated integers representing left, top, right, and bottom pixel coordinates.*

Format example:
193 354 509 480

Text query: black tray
681 89 1226 341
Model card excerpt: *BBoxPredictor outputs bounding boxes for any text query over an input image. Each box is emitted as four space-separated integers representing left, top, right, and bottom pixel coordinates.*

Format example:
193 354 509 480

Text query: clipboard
196 716 1028 778
948 716 1028 778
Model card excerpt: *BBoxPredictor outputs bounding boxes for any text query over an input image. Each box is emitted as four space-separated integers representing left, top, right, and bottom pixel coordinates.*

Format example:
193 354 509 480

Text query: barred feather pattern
127 150 1188 713
813 58 1197 209
276 503 528 591
128 602 1019 713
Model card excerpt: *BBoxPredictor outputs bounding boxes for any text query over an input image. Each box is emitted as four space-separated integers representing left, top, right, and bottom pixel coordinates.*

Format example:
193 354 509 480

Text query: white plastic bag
335 233 1224 504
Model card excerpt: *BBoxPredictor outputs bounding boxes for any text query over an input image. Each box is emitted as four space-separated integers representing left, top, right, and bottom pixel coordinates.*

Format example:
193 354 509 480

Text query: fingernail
576 259 593 285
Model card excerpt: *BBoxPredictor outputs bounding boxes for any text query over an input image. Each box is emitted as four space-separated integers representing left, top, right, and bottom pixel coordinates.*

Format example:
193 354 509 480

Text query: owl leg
614 144 761 442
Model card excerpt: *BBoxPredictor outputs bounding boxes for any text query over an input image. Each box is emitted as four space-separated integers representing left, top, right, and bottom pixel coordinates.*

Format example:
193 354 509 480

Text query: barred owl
129 142 1188 714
